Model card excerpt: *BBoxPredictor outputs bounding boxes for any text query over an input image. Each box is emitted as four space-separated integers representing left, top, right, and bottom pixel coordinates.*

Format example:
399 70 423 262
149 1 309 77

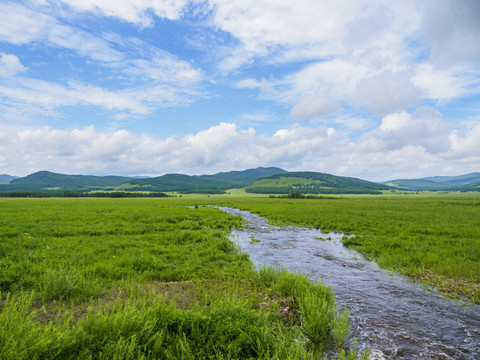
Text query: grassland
210 194 480 304
0 198 360 359
2 193 477 359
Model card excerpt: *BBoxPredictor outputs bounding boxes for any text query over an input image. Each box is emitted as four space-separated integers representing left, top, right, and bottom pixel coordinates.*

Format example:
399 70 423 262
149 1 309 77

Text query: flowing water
219 207 480 360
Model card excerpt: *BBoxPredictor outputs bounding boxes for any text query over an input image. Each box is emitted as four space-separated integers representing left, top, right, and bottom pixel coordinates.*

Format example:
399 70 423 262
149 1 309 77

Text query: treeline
246 186 383 195
123 186 226 194
0 192 169 198
180 189 226 194
269 193 338 199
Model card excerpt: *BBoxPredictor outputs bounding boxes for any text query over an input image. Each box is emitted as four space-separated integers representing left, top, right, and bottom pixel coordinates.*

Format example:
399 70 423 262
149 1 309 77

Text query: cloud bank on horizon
0 0 479 181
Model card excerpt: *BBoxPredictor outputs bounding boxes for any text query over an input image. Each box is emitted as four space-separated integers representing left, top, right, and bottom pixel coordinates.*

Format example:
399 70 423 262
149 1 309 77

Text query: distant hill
202 167 286 186
455 182 480 192
245 171 390 194
384 172 480 191
0 174 17 184
382 179 447 191
0 171 133 193
119 174 234 193
119 167 287 193
421 172 480 186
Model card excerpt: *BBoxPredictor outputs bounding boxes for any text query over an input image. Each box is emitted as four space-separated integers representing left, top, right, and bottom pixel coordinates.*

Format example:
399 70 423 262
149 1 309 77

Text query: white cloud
0 75 206 118
1 0 479 183
360 107 452 155
210 0 356 56
240 112 275 123
289 96 339 120
0 54 27 77
210 0 479 118
59 0 188 27
354 71 422 115
209 1 420 67
449 125 480 159
413 64 480 101
240 60 424 120
126 53 203 84
0 2 203 81
0 2 50 44
421 0 480 67
0 3 205 117
0 78 150 113
3 111 479 180
0 2 122 62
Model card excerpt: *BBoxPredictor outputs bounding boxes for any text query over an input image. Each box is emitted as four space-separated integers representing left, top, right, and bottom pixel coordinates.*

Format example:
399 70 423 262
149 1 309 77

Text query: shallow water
219 207 480 360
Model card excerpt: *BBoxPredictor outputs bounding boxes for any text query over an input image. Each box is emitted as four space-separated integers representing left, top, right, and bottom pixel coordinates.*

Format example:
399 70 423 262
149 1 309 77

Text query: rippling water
219 207 480 360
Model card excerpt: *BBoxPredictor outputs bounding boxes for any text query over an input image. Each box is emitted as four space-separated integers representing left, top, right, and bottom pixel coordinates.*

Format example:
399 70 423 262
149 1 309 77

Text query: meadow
210 194 480 304
0 198 362 359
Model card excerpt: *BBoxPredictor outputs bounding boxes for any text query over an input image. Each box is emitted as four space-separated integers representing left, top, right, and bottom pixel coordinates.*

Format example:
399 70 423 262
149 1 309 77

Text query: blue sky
1 0 479 181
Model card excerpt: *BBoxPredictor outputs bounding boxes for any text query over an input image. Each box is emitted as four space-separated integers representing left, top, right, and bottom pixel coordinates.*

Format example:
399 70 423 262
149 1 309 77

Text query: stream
219 207 480 360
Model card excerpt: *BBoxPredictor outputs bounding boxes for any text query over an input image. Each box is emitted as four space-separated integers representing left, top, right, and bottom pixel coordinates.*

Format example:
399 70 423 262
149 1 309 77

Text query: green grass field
0 198 361 359
1 194 477 359
210 194 480 304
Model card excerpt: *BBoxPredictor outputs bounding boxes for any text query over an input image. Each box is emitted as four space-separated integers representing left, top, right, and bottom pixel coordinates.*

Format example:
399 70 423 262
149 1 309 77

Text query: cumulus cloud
449 125 480 159
209 1 420 68
240 61 424 120
210 0 357 59
359 107 452 154
2 114 479 181
0 54 27 77
210 0 479 117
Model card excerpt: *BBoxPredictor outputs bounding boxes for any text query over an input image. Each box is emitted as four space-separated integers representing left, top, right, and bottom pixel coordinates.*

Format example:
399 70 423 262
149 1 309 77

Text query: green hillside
0 174 17 184
0 168 286 194
119 167 287 193
245 171 390 194
383 179 448 191
455 182 480 192
0 171 133 193
202 167 286 186
422 172 480 186
119 174 234 194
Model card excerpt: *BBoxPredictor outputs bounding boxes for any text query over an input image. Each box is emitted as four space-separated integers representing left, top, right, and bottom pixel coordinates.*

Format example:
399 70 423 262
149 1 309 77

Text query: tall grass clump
0 292 72 359
39 268 101 301
257 266 352 357
0 289 314 359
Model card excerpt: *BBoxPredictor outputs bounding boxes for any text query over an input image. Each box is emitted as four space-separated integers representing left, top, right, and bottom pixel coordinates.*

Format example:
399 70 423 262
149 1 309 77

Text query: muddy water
219 207 480 360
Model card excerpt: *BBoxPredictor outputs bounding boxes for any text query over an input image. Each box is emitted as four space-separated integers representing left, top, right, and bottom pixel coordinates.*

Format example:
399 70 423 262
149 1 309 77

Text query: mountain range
117 167 287 193
0 167 286 194
384 173 480 191
1 169 479 194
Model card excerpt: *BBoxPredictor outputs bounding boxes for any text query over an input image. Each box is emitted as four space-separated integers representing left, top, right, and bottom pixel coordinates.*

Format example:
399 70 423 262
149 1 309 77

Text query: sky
0 0 479 181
